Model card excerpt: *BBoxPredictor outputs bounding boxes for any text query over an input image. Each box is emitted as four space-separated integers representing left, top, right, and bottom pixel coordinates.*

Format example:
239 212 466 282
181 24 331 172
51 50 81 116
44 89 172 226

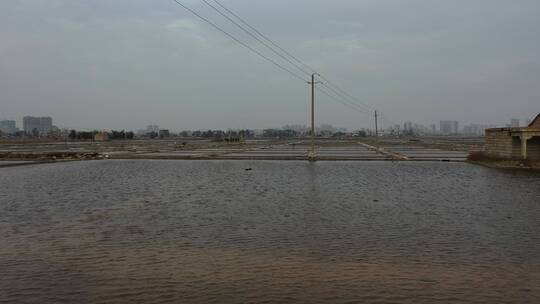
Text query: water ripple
1 160 539 303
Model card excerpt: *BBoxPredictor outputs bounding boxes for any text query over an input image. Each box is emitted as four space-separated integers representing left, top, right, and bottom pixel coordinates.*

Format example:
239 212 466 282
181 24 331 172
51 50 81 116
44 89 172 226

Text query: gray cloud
1 0 539 130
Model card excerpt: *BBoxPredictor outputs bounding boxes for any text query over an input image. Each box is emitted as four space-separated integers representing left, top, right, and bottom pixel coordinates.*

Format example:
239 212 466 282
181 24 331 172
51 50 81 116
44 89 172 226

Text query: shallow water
1 160 539 303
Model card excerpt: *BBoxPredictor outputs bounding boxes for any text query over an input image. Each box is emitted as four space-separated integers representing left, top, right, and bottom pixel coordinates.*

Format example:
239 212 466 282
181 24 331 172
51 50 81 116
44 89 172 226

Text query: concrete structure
23 116 53 135
159 129 170 138
0 120 17 134
530 114 540 128
94 131 109 141
485 114 540 160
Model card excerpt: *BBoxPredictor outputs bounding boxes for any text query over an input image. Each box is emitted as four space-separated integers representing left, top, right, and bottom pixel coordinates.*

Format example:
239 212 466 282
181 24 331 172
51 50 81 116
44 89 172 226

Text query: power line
173 0 368 116
316 87 371 115
321 81 398 126
171 0 307 82
318 75 376 111
201 0 312 77
320 82 371 113
379 113 399 127
173 0 397 126
210 0 317 75
172 0 363 116
318 84 397 127
207 0 385 115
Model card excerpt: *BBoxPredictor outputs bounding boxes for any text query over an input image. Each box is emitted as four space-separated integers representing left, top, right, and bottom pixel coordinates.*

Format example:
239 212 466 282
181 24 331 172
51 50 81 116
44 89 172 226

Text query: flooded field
1 160 539 303
0 137 479 161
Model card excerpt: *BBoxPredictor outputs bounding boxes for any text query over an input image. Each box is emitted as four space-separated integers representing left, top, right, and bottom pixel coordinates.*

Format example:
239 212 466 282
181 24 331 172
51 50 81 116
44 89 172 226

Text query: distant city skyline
1 113 531 138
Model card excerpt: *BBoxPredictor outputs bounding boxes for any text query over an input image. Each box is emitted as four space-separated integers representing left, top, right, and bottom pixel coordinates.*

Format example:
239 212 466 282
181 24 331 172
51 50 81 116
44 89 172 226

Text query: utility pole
308 73 321 161
374 110 379 137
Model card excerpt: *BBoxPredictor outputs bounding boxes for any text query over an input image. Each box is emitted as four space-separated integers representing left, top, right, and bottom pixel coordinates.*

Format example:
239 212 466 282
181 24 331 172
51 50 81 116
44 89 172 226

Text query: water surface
1 160 539 303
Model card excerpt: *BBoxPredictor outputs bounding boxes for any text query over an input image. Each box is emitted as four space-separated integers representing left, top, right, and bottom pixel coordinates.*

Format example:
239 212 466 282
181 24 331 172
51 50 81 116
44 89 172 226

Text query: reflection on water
1 160 539 303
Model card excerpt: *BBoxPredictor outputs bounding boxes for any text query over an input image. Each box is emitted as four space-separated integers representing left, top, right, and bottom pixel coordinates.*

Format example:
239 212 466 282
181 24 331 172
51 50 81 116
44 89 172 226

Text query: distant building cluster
461 124 492 136
0 115 533 140
439 121 459 135
0 120 16 134
136 125 170 138
0 116 58 138
23 116 53 136
380 119 517 137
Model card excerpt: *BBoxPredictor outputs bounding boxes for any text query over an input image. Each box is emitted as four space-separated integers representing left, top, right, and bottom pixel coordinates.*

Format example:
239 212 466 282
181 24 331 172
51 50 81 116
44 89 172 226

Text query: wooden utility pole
374 110 379 137
308 73 320 161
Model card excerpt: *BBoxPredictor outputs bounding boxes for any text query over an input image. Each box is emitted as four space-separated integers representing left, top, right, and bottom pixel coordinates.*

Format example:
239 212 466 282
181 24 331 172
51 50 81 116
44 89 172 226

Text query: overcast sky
1 0 539 131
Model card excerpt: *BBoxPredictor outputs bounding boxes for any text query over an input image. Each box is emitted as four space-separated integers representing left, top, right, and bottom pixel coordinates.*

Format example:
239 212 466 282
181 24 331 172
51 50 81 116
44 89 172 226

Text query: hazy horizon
1 0 539 131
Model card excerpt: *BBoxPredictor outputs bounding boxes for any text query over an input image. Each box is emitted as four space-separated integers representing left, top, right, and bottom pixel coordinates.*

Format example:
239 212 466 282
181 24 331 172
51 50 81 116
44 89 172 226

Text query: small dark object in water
245 168 253 171
373 199 379 202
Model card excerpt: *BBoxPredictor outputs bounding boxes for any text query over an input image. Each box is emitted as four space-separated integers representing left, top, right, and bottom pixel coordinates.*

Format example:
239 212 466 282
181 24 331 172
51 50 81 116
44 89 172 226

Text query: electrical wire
316 87 371 115
201 0 312 77
173 0 396 126
171 0 307 82
210 0 317 75
209 0 378 112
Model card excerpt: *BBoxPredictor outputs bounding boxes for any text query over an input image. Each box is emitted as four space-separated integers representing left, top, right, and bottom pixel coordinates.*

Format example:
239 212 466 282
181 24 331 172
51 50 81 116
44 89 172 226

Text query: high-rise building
146 125 159 134
462 124 483 136
440 121 459 135
440 121 452 135
403 121 413 132
452 121 459 134
0 120 17 134
23 116 53 135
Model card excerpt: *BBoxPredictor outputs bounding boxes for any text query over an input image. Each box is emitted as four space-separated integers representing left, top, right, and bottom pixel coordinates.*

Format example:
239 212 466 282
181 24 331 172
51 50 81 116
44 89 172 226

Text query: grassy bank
0 152 102 161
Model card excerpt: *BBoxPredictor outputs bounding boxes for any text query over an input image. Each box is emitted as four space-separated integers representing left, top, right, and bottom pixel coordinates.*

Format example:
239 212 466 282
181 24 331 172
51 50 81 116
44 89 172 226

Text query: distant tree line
188 129 255 139
184 129 300 139
262 129 299 138
109 130 135 140
68 130 134 140
179 128 363 139
2 125 374 141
